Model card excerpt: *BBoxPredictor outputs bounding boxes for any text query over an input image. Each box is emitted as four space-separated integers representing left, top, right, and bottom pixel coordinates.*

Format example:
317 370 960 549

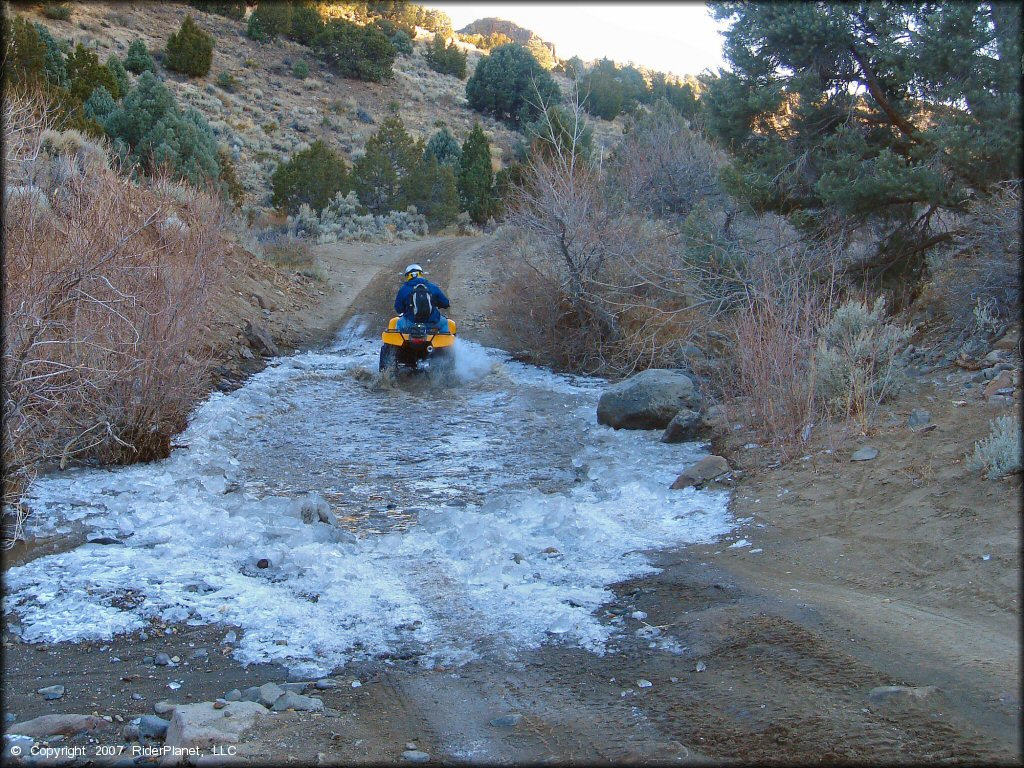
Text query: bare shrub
927 180 1021 341
262 234 315 270
2 89 226 528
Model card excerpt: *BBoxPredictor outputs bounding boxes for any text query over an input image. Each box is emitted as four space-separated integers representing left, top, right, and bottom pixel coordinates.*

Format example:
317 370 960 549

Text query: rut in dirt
4 322 733 678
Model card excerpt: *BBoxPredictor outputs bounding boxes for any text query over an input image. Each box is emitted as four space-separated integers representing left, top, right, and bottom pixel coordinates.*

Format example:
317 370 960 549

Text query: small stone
213 700 226 710
154 653 171 667
636 679 653 688
851 446 879 462
190 648 208 660
225 689 242 702
143 656 154 665
670 455 730 489
906 409 932 428
139 633 149 642
256 558 270 569
695 661 707 673
4 713 16 724
401 750 431 763
351 680 361 688
37 685 65 700
315 679 339 690
170 656 181 664
223 630 237 643
153 701 175 716
488 714 521 727
131 693 145 701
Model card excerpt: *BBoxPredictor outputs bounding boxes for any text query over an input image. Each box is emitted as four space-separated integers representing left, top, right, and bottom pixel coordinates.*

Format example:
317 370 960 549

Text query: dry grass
2 89 227 539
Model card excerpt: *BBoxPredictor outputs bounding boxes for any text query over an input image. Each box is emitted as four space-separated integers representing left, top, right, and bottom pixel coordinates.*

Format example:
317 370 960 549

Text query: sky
427 3 729 77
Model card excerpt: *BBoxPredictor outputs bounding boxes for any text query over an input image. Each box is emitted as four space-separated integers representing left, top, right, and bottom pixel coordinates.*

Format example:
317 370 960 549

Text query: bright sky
427 3 728 77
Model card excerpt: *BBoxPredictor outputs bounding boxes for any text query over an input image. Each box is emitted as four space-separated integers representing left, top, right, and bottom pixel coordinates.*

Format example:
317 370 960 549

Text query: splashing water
3 333 733 677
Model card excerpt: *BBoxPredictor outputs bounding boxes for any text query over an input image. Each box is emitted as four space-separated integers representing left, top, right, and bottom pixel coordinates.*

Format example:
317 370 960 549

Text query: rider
394 263 450 333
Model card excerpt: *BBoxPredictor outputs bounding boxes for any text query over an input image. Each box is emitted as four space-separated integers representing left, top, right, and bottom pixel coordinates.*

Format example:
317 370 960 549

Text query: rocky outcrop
243 321 279 357
597 369 702 430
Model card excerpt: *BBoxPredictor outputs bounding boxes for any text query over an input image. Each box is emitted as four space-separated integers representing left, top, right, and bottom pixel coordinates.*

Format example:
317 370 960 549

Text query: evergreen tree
706 3 1022 277
312 18 396 82
424 126 462 170
5 15 47 86
466 43 561 127
288 2 324 45
66 44 121 101
124 39 155 74
271 140 350 213
424 34 466 78
84 84 117 121
404 154 460 229
165 15 214 77
458 123 496 224
247 1 293 41
35 22 69 87
103 71 221 186
352 116 419 213
106 54 129 95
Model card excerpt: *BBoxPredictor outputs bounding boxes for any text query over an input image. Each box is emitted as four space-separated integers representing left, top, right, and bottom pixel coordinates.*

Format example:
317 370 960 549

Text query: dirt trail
3 234 1020 765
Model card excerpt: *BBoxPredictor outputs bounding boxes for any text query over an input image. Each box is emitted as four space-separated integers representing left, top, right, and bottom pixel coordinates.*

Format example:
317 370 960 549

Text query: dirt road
3 234 1019 765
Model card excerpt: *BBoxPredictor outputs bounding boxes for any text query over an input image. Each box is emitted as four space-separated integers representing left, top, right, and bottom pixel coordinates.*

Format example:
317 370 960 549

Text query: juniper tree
704 3 1022 280
458 123 497 223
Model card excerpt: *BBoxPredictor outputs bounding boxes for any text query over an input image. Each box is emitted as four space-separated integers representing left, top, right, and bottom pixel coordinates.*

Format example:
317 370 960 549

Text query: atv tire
379 344 398 374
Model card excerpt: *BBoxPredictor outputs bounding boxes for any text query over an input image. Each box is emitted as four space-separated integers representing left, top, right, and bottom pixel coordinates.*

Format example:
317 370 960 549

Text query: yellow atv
379 316 457 374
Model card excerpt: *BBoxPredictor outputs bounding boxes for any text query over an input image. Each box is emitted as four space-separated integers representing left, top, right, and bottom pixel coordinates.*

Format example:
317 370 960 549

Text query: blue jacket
394 277 450 323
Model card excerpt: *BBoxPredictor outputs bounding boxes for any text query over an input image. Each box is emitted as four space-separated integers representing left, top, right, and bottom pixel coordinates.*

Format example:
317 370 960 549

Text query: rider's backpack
409 283 433 322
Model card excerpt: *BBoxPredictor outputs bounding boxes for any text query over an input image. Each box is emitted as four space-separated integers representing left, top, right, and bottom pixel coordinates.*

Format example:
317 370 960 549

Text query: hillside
458 16 557 56
26 2 620 218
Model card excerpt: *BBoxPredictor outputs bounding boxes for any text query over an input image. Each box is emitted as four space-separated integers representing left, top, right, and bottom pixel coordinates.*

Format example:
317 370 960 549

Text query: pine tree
458 123 496 224
124 39 155 74
705 3 1022 277
165 15 214 78
66 44 121 101
352 116 419 213
271 140 350 213
424 126 462 170
106 54 129 95
404 154 459 229
466 43 561 127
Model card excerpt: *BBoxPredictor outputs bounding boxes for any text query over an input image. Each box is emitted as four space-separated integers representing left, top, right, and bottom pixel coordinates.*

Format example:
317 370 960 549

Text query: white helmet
404 263 426 280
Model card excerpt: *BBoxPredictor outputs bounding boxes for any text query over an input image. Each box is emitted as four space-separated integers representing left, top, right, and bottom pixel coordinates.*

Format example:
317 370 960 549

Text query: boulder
270 692 324 712
5 714 108 738
984 369 1016 398
161 701 267 763
243 321 279 357
597 369 702 430
906 409 932 428
867 685 942 710
296 493 335 525
256 682 285 708
661 409 704 443
670 455 731 490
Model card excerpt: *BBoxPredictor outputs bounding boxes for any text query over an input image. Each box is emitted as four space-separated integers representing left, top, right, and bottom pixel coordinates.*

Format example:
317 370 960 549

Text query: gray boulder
670 455 731 490
270 692 324 712
660 409 704 443
163 701 267 756
244 321 279 357
597 369 702 430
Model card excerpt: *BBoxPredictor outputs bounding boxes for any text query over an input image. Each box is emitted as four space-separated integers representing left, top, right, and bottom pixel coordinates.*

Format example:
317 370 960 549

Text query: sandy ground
4 234 1020 765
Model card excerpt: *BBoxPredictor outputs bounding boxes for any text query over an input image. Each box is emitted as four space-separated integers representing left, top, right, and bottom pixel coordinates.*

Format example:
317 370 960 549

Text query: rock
162 701 268 758
256 558 271 569
695 661 707 673
314 679 339 690
271 692 324 712
3 714 15 725
851 446 879 462
256 682 285 708
597 369 702 430
660 409 704 443
984 369 1015 398
906 409 931 428
243 321 279 357
401 750 431 763
251 293 276 311
636 679 653 688
153 701 176 716
37 685 65 700
224 689 242 702
488 714 522 727
868 685 941 708
279 683 309 693
240 346 255 360
3 735 35 763
154 653 172 667
138 715 170 741
5 714 107 738
670 455 730 490
143 656 154 665
190 648 208 660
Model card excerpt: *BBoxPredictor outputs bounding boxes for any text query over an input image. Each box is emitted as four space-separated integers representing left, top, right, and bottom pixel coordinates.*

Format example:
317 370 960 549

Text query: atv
379 316 457 375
